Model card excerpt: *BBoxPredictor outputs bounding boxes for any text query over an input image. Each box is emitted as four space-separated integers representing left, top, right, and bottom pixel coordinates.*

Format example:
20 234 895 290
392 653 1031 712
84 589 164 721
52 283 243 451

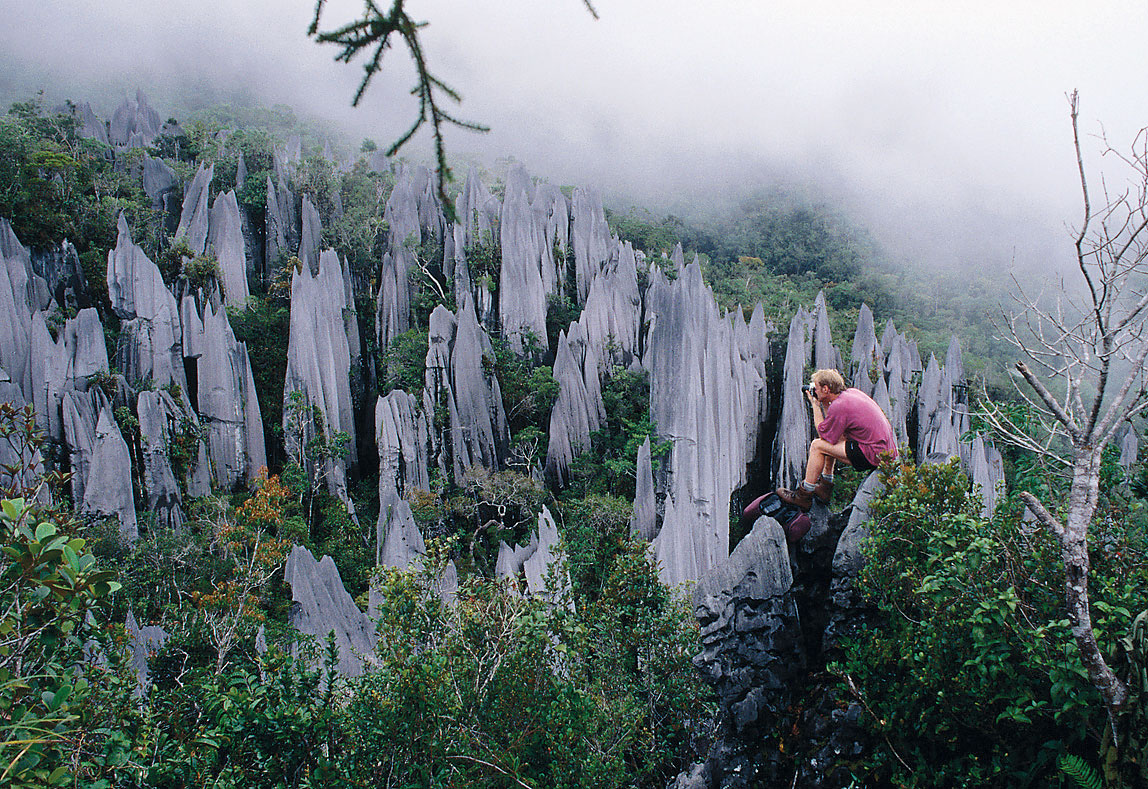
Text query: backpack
742 492 811 544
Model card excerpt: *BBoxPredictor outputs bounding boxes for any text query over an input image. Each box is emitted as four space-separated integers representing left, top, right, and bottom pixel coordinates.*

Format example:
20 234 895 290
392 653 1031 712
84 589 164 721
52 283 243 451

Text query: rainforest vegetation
2 94 1147 789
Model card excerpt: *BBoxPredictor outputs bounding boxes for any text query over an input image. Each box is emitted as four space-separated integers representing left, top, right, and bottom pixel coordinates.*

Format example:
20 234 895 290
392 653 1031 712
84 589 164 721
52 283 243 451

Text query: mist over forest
8 0 1146 280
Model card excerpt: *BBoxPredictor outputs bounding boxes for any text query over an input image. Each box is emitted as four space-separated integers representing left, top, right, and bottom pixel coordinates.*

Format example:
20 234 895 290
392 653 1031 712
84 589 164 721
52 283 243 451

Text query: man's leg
805 438 849 485
780 439 851 510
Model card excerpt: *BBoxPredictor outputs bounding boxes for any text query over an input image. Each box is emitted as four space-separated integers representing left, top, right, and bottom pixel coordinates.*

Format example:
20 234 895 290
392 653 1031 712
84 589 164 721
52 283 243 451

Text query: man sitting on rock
776 368 897 511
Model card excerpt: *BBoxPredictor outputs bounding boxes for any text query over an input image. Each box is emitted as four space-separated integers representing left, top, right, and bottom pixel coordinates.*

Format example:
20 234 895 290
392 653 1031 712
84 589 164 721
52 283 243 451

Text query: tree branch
1014 362 1082 443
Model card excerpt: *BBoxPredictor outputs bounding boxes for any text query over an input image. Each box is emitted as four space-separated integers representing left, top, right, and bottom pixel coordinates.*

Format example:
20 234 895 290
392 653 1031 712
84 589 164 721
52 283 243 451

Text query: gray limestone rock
424 298 509 481
143 155 179 209
61 385 107 511
109 90 161 149
377 498 426 568
693 515 804 737
850 304 880 393
811 291 840 372
377 177 419 352
522 506 570 601
375 390 431 504
176 163 214 255
457 166 501 250
199 304 267 489
571 187 611 304
284 545 375 676
107 215 186 393
499 165 548 352
207 190 251 307
645 261 770 585
495 533 538 582
73 102 109 145
775 308 812 490
236 152 248 192
579 240 641 369
299 195 323 275
265 172 298 276
0 219 37 402
970 433 1005 516
544 327 603 485
284 252 358 508
824 472 885 655
180 295 206 360
137 390 186 531
630 437 657 541
126 610 168 692
82 405 139 540
945 335 964 384
29 240 87 315
534 182 570 298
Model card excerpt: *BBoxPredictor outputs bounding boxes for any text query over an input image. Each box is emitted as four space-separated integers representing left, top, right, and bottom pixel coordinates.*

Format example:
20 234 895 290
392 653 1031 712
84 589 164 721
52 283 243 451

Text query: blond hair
812 369 846 394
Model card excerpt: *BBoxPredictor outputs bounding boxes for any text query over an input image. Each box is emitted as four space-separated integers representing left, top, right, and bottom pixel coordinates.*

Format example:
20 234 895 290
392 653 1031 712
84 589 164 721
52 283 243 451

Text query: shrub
836 459 1148 786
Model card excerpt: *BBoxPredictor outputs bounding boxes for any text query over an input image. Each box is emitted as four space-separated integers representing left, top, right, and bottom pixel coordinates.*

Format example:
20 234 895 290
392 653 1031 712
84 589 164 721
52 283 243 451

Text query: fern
1059 753 1103 789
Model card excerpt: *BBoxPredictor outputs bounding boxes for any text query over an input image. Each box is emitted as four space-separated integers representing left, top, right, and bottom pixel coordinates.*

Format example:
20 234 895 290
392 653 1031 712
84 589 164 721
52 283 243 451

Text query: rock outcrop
498 164 549 352
424 297 509 481
284 545 375 676
175 163 213 255
544 323 604 485
207 190 251 307
81 405 139 540
108 90 162 149
377 174 419 353
691 515 804 786
571 187 611 303
136 390 187 531
107 214 187 393
646 261 770 585
284 250 359 508
197 304 266 490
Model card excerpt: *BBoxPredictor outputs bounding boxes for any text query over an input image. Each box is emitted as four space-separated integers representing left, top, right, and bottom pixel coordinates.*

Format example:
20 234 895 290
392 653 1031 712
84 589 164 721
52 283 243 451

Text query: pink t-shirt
817 388 897 466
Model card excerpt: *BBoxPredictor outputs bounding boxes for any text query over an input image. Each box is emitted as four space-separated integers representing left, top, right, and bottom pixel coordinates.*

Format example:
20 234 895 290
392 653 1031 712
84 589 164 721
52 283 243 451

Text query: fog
4 0 1148 275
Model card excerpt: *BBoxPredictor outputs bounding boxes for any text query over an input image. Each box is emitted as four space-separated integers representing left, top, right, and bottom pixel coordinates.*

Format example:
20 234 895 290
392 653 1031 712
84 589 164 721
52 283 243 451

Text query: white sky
3 0 1148 273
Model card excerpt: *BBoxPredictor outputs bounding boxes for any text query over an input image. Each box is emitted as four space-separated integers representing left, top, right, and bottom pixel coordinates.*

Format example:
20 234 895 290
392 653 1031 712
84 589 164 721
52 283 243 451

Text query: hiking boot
813 478 834 505
775 486 813 511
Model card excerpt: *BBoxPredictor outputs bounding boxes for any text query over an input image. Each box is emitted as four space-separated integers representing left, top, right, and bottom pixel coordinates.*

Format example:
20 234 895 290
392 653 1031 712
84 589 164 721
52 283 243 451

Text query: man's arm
806 389 825 428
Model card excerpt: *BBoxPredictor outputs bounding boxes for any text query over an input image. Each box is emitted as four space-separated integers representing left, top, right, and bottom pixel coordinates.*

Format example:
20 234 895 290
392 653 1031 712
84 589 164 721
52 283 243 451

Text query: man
776 368 897 511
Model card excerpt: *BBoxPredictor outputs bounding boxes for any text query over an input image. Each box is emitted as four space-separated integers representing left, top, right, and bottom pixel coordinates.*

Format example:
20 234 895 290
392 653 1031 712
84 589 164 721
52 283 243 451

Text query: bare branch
1014 362 1082 442
1017 492 1065 540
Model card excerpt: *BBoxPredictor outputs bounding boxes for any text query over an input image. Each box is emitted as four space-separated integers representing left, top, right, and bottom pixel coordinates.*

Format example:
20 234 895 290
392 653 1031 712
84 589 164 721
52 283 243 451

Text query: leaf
34 520 57 542
1 498 25 521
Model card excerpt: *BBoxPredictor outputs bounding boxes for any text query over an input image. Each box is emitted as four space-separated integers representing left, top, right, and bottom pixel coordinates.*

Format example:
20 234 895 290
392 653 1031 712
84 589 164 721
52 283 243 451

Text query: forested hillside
2 92 1147 789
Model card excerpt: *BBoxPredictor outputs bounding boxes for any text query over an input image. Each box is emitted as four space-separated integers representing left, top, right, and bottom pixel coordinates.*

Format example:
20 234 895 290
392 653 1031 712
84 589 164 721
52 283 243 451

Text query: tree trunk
1064 450 1128 715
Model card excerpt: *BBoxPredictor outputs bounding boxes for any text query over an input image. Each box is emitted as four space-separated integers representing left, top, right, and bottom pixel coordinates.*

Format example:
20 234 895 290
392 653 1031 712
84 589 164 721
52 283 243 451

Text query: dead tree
983 91 1148 733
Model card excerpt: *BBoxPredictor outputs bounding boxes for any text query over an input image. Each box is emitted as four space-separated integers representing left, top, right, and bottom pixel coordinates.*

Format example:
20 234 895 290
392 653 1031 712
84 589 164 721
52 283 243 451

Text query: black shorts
845 439 877 472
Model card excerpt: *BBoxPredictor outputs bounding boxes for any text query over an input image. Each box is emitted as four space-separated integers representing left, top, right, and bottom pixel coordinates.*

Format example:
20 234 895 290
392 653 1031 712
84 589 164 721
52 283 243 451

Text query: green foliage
381 327 428 394
559 493 631 600
606 206 684 255
489 332 559 438
409 233 454 326
1059 753 1104 789
566 368 669 499
0 97 162 298
229 294 291 466
329 158 392 281
838 459 1148 786
546 291 580 350
344 545 709 788
465 235 500 291
182 251 223 296
113 644 342 788
0 497 119 787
